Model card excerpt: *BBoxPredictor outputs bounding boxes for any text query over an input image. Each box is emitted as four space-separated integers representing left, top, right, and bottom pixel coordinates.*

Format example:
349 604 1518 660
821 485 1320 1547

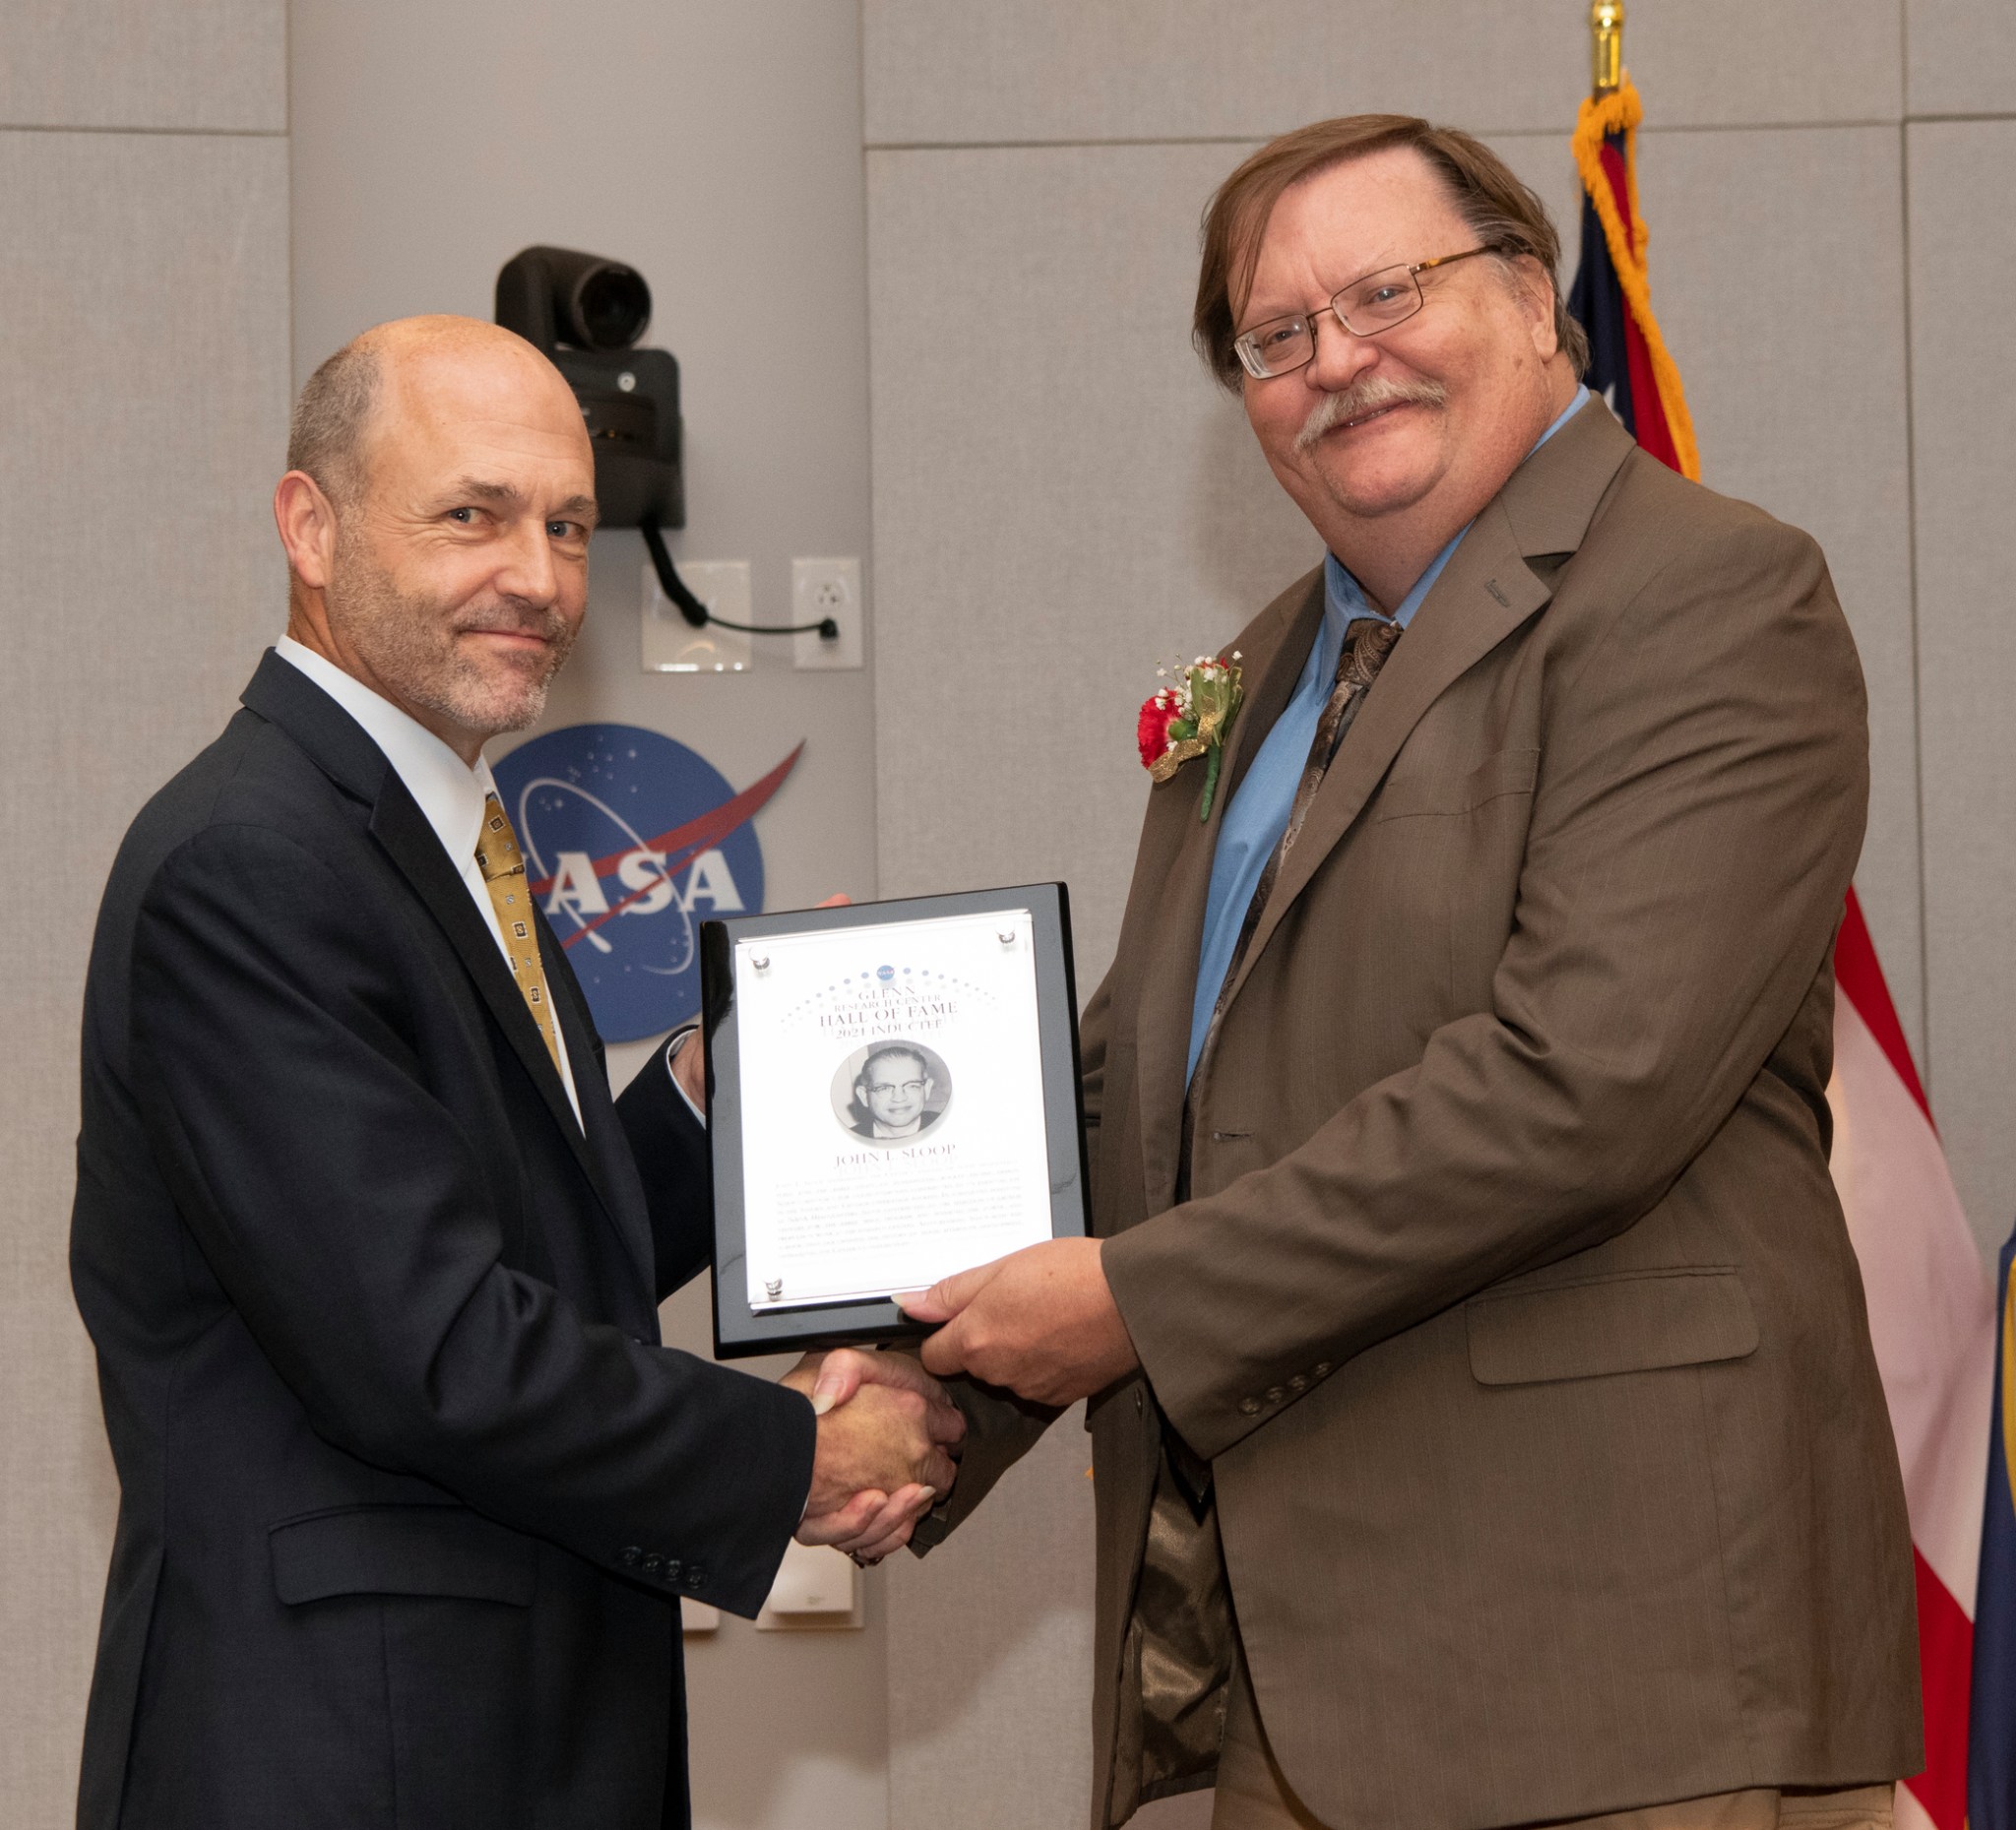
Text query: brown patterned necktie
474 790 564 1076
1195 614 1404 1086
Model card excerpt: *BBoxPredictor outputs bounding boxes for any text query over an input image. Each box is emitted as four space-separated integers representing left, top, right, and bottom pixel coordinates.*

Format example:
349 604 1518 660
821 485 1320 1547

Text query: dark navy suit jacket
70 652 813 1830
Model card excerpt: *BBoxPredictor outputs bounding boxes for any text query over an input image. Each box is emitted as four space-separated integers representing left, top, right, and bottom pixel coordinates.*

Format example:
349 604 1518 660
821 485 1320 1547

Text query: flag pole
1590 0 1623 98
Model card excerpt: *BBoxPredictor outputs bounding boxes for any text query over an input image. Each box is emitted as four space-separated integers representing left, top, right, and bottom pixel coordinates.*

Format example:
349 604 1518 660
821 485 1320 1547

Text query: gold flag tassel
1571 4 1701 482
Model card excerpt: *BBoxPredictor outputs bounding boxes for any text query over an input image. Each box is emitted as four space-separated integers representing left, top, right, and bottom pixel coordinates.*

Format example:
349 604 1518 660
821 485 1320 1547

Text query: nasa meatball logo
492 724 800 1042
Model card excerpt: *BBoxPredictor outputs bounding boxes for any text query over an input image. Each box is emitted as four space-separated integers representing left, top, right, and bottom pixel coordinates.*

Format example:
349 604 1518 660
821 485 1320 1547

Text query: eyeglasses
1232 247 1500 380
866 1080 928 1099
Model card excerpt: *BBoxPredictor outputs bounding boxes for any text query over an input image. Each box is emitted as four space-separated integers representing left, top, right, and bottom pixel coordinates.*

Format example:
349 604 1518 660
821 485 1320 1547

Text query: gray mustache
1295 377 1448 453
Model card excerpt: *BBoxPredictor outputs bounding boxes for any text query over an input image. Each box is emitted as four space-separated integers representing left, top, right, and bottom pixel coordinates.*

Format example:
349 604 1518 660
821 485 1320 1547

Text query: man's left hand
898 1238 1140 1406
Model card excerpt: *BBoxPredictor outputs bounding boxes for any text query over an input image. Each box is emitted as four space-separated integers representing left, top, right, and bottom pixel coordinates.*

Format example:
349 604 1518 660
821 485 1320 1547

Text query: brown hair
1193 114 1590 390
286 338 384 508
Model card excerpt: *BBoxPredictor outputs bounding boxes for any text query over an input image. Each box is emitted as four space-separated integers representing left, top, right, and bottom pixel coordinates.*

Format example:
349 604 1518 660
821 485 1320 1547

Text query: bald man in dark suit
72 316 959 1830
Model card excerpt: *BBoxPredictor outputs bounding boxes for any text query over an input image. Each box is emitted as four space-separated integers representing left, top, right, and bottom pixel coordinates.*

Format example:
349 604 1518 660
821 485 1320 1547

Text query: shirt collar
275 636 498 868
1323 383 1592 635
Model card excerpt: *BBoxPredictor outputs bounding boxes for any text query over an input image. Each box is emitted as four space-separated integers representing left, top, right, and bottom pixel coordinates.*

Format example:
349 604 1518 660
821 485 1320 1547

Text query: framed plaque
701 883 1088 1358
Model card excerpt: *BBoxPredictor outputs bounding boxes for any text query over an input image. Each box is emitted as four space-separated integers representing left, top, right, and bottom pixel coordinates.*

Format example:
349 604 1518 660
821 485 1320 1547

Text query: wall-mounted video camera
495 245 683 533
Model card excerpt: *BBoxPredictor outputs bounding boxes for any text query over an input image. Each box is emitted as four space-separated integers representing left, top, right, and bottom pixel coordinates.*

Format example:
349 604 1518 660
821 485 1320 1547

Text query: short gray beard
326 525 576 741
1294 373 1449 454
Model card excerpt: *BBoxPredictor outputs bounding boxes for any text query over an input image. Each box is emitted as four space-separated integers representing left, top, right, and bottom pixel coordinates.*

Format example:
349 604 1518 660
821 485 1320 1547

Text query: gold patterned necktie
473 790 564 1076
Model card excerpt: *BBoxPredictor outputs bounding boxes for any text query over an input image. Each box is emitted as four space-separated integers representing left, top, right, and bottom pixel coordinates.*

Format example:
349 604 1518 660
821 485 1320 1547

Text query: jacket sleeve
128 823 813 1617
612 1035 715 1301
1102 515 1869 1461
910 1378 1063 1554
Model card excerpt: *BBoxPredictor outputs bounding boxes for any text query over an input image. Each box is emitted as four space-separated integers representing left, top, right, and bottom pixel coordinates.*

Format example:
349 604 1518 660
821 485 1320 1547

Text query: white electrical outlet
642 559 752 673
754 1541 863 1631
791 557 864 670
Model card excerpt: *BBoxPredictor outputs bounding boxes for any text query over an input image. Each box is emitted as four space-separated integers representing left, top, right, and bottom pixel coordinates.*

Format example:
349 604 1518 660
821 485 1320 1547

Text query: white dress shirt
276 637 584 1128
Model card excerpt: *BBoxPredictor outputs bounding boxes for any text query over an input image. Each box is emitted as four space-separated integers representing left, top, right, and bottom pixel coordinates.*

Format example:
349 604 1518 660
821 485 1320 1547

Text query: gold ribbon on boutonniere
1137 653 1244 821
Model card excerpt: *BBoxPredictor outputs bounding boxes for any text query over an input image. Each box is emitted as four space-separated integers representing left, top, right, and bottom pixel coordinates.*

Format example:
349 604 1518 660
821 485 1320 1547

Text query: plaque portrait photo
832 1040 952 1145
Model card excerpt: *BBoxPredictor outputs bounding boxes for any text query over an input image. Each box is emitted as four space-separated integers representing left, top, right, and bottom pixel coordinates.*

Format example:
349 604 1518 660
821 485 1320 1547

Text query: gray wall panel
1908 0 2016 117
1908 119 2016 1254
888 1415 1098 1830
863 0 1902 147
0 125 290 1821
0 0 285 132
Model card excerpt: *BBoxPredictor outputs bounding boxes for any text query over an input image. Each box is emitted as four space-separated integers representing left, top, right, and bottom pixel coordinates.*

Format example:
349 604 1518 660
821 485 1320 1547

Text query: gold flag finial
1591 0 1624 96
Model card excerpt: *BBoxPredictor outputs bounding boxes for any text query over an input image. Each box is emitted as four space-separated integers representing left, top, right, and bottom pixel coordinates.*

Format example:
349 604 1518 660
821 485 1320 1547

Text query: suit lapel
543 926 658 1302
368 781 629 1230
1209 401 1639 1030
1131 570 1325 1208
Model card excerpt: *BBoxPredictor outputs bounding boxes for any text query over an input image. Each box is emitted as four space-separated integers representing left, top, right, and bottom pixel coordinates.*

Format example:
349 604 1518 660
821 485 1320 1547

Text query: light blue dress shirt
1185 386 1590 1084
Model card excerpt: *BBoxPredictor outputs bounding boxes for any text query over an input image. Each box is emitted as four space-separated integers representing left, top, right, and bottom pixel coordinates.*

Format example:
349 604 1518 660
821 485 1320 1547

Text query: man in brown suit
898 116 1921 1830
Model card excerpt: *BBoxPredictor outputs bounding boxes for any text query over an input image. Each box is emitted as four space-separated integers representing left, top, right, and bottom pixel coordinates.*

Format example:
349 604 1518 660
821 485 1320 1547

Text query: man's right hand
781 1348 963 1562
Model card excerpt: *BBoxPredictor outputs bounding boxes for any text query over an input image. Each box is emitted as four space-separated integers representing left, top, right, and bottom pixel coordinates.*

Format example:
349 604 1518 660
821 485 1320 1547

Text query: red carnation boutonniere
1138 652 1244 822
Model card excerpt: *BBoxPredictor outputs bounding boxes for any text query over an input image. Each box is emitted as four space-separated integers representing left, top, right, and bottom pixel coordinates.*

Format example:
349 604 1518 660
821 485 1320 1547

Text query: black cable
639 521 839 641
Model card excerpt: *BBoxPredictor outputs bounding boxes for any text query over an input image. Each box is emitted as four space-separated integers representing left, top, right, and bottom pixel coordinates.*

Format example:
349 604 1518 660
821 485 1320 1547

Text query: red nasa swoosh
524 742 803 950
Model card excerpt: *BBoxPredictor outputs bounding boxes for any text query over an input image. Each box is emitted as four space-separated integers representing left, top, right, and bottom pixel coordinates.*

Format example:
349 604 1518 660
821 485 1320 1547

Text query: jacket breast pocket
269 1503 537 1607
1465 1268 1760 1387
1370 745 1540 823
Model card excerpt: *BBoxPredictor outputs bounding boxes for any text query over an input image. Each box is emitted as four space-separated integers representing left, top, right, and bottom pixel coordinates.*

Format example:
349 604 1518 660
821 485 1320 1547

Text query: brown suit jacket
914 400 1921 1829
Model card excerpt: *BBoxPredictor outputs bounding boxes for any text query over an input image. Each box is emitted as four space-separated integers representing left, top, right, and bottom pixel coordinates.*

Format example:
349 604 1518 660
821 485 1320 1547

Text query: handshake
770 1232 1150 1563
779 1348 966 1564
770 1233 1149 1563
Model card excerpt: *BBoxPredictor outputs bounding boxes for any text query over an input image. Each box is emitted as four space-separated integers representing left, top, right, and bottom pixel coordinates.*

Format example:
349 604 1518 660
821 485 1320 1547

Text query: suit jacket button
642 1554 664 1577
1288 1375 1307 1392
1265 1387 1285 1404
685 1567 706 1589
1313 1362 1332 1377
618 1546 642 1567
1239 1397 1261 1415
663 1559 682 1583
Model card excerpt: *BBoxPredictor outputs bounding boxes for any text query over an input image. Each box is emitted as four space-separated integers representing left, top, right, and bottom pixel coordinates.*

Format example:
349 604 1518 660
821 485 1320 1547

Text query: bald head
274 314 599 765
286 315 588 511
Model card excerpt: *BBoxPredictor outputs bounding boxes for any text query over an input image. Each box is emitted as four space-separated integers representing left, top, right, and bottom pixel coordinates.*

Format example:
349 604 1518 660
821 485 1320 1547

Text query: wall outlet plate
755 1541 863 1630
791 557 864 670
643 559 752 673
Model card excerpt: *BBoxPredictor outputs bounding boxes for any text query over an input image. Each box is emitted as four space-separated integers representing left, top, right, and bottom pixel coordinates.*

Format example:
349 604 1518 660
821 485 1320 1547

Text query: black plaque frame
701 882 1088 1359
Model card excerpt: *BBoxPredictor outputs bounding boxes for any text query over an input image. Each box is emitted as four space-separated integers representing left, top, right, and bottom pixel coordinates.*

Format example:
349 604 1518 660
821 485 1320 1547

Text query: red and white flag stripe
1827 890 1994 1830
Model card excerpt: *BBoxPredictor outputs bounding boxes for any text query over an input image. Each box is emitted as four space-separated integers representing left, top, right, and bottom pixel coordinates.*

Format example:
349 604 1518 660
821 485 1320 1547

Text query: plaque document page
735 909 1054 1313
